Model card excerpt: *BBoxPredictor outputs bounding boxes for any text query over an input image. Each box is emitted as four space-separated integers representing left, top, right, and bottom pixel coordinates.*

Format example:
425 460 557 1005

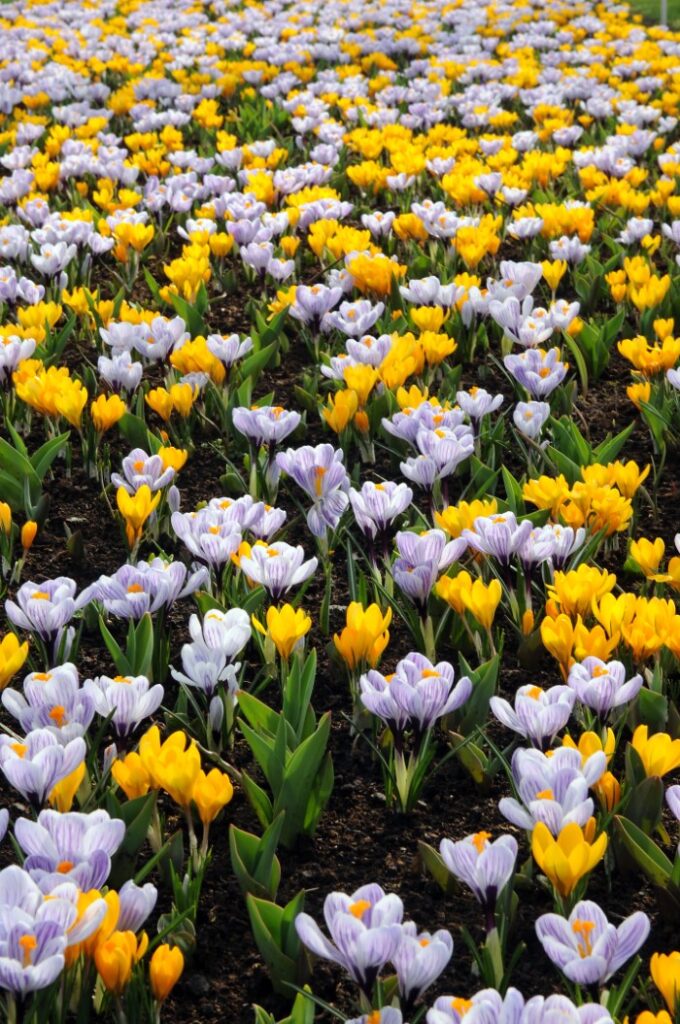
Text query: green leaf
613 816 673 885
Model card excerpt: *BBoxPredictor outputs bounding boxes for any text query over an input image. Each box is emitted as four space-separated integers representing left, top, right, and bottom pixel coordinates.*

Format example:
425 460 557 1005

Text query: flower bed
0 0 680 1021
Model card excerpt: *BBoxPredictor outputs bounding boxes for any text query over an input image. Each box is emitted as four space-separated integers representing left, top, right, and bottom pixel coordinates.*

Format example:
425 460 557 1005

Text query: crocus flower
393 530 467 609
150 944 185 1003
116 879 158 932
116 485 161 549
0 632 29 690
514 402 551 440
651 951 680 1014
2 663 95 742
295 883 404 992
504 348 568 398
349 480 413 542
428 986 525 1024
463 512 534 567
85 559 208 619
334 603 391 671
490 685 576 750
535 900 650 985
276 443 350 538
360 654 471 737
392 921 453 1007
440 832 517 924
111 448 176 494
237 541 317 600
253 605 312 661
630 726 680 778
232 405 301 446
349 1011 402 1024
430 990 613 1024
499 746 606 834
171 509 242 569
567 658 643 718
667 784 680 823
14 809 125 893
6 577 85 649
83 675 164 739
532 822 608 897
0 729 86 805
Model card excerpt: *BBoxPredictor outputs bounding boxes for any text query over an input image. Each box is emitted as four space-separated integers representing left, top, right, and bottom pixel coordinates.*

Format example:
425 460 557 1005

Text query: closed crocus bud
111 751 152 800
95 930 148 994
21 520 38 550
192 767 233 825
651 951 680 1014
91 393 127 432
0 502 11 533
150 944 184 1003
0 632 29 689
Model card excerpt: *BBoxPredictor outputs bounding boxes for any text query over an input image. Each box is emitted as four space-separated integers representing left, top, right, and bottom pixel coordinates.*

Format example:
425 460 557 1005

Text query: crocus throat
572 919 595 957
19 934 37 967
348 899 371 919
472 830 492 853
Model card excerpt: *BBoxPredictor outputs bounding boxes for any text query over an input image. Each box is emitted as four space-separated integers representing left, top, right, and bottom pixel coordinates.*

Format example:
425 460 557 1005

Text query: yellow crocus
461 577 502 631
192 768 234 825
48 761 85 812
630 537 665 578
531 820 607 897
0 632 29 689
650 952 680 1014
333 602 391 670
252 604 312 661
150 944 184 1003
91 393 127 432
322 389 358 433
116 485 161 549
631 725 680 778
95 930 148 995
111 751 151 800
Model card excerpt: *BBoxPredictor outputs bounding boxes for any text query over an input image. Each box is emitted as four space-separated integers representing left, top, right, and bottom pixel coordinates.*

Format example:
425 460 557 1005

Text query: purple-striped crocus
171 508 243 569
116 879 158 932
499 747 606 834
392 530 467 609
392 921 453 1008
276 443 350 538
349 480 413 543
428 986 525 1024
237 541 317 599
84 559 208 619
428 989 613 1024
349 1011 402 1024
83 675 164 739
0 730 86 806
535 900 650 985
14 809 125 893
462 512 533 567
2 664 95 743
667 784 680 823
6 577 86 649
111 448 176 494
490 684 575 750
232 405 301 446
360 654 471 739
295 883 404 994
566 658 643 719
0 865 107 994
439 832 517 926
